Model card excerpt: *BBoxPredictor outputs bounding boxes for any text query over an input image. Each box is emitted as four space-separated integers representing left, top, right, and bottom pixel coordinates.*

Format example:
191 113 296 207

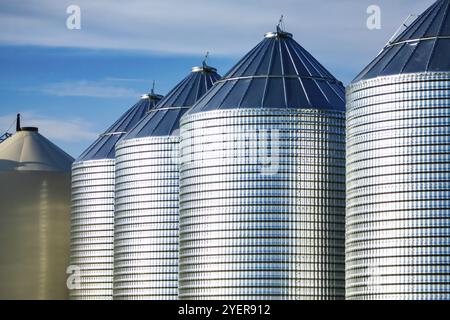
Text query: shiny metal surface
70 159 115 299
346 72 450 300
179 109 346 300
70 94 161 300
113 137 179 300
112 66 219 300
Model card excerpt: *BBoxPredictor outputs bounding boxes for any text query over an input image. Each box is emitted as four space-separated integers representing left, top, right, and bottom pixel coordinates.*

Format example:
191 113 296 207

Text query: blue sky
0 0 435 157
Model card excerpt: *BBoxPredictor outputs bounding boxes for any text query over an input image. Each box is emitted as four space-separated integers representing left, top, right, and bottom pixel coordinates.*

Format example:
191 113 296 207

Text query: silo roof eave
186 30 345 115
351 70 450 88
122 67 221 140
0 130 74 172
216 74 342 83
353 0 450 83
76 93 162 162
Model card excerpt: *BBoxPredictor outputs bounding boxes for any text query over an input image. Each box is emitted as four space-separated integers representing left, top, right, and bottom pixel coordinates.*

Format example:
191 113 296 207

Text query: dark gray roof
77 93 163 161
186 29 345 115
354 0 450 83
122 66 221 139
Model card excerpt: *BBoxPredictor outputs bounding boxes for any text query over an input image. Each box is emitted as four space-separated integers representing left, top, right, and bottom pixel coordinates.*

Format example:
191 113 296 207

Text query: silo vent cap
264 30 293 39
192 65 217 73
21 127 38 132
265 15 292 39
141 93 164 100
192 52 217 73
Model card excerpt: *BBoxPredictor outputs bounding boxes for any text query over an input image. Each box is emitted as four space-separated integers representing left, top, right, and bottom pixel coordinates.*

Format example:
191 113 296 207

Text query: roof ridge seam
216 75 340 83
387 35 450 47
149 106 191 112
427 0 450 70
100 131 127 137
392 1 438 44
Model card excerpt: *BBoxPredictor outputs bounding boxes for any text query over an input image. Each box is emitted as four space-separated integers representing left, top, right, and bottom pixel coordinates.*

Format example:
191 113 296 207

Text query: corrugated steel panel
179 109 346 299
113 66 220 300
179 29 346 300
346 72 450 300
70 94 161 300
113 137 179 299
70 159 115 299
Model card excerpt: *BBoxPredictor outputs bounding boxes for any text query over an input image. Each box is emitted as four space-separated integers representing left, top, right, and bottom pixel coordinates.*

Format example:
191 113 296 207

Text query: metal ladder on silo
0 114 21 144
0 132 12 144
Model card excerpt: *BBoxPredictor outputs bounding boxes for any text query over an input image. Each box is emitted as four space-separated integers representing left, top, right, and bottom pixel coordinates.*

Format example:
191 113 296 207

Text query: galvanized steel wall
346 72 450 300
113 137 179 299
70 159 115 299
179 109 346 300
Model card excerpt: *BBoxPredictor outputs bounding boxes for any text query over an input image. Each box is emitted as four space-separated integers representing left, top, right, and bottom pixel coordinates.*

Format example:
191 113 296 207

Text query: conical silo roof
77 92 163 161
186 29 345 115
122 65 221 139
354 0 450 82
0 127 73 172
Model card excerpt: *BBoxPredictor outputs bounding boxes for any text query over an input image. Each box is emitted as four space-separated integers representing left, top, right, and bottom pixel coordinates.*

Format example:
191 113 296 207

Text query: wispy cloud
0 0 437 86
104 77 151 83
0 112 98 142
0 0 435 60
32 80 141 98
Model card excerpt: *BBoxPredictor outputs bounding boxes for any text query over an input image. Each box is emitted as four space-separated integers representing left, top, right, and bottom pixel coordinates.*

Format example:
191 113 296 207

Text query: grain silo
0 120 73 299
70 92 162 300
178 27 346 300
346 0 450 300
113 64 220 300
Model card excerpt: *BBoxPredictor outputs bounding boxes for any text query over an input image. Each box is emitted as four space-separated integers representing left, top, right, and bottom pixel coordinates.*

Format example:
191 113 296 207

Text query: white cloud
30 80 141 98
0 0 438 84
0 112 98 142
104 77 150 83
0 0 435 59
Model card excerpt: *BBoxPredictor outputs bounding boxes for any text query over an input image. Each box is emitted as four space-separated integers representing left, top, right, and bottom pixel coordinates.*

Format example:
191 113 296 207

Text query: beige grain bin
0 125 73 299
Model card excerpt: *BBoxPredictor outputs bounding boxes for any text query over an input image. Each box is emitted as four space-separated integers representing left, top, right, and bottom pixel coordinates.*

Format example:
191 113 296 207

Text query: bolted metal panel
346 72 450 300
70 159 115 300
70 93 161 300
112 65 220 300
113 137 179 300
179 108 346 300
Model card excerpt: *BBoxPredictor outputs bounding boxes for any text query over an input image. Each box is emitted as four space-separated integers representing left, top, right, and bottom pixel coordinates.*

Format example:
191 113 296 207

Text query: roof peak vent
265 15 293 39
20 127 38 132
192 52 218 73
141 82 164 100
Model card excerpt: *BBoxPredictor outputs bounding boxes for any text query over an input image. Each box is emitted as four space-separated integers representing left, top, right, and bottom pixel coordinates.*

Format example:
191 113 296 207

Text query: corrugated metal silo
70 92 162 300
113 64 220 300
0 125 73 299
179 28 346 300
346 0 450 300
